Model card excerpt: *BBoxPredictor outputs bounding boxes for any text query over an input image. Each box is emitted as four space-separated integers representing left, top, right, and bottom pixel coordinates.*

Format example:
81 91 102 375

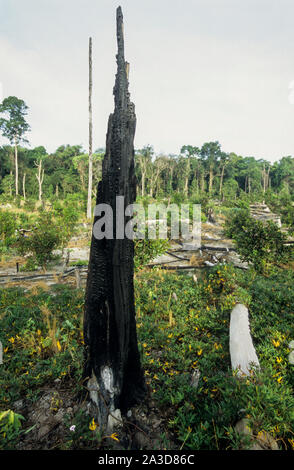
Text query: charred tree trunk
83 7 146 432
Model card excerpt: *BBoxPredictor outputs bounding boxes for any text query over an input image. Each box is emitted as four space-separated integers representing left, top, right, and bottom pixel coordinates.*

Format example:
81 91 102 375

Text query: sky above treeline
0 0 294 162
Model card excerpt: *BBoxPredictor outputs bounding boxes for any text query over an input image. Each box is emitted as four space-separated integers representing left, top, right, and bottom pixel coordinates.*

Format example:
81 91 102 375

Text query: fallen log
146 264 202 270
166 251 189 261
146 262 248 271
0 266 88 283
177 245 236 252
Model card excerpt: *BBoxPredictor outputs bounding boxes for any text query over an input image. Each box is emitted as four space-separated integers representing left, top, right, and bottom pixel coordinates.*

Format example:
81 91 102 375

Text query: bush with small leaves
0 210 17 246
134 238 169 271
15 212 63 270
225 209 293 273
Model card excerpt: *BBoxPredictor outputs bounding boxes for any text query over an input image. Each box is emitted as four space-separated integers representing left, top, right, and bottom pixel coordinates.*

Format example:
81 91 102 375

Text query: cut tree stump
229 304 260 376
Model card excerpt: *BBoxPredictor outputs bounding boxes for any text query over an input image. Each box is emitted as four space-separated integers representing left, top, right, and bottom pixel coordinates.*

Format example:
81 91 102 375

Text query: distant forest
0 142 294 203
0 96 294 232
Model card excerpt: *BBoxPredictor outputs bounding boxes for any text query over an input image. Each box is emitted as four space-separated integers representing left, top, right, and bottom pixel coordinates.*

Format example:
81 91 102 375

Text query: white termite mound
229 304 260 376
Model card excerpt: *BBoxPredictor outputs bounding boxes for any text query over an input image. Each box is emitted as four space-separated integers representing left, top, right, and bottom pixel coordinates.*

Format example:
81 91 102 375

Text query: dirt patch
13 384 176 450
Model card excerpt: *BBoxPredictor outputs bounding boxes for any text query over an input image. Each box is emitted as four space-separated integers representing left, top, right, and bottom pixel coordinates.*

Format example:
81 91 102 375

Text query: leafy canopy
0 96 30 144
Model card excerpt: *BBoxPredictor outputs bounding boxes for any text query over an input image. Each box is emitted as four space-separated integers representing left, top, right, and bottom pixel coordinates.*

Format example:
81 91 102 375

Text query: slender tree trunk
184 175 189 196
14 137 18 196
184 157 190 196
83 7 146 432
87 37 93 220
219 165 225 197
209 165 214 194
35 160 44 202
149 174 154 197
200 171 205 192
141 171 145 196
266 168 270 192
193 166 199 195
153 169 161 198
23 173 26 200
9 170 12 197
169 167 174 194
262 165 270 194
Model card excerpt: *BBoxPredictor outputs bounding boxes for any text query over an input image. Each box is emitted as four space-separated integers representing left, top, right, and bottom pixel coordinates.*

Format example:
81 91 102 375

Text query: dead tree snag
83 6 146 432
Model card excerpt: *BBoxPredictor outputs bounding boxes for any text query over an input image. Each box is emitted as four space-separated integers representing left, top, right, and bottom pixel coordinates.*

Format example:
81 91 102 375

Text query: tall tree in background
261 160 271 195
135 145 153 197
200 141 221 194
272 156 294 193
87 37 93 220
218 152 229 198
180 145 199 197
34 148 47 202
152 155 169 197
0 96 30 196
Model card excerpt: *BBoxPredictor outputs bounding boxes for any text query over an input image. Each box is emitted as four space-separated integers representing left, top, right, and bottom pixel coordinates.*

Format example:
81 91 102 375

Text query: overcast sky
0 0 294 162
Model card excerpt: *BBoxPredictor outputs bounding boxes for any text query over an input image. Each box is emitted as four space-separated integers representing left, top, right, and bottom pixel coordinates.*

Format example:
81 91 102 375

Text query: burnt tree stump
83 6 146 431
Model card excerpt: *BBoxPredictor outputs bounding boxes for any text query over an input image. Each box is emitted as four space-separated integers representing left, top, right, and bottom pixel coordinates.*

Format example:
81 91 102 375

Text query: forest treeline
0 142 293 206
0 96 293 232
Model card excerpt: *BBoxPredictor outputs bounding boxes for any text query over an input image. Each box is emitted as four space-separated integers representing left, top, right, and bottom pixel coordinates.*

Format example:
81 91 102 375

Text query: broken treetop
113 6 134 120
101 5 136 211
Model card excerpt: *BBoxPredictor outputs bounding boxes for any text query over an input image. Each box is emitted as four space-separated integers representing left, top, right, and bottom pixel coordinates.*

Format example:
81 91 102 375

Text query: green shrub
134 238 169 270
15 212 63 270
52 201 79 245
0 410 24 449
0 210 17 245
225 209 293 273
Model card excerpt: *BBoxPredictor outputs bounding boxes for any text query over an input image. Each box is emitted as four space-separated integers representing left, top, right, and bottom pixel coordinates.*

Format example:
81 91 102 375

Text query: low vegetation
0 264 293 450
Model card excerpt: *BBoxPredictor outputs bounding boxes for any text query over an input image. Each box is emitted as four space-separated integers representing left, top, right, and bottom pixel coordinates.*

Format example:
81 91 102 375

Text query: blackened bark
83 6 146 430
